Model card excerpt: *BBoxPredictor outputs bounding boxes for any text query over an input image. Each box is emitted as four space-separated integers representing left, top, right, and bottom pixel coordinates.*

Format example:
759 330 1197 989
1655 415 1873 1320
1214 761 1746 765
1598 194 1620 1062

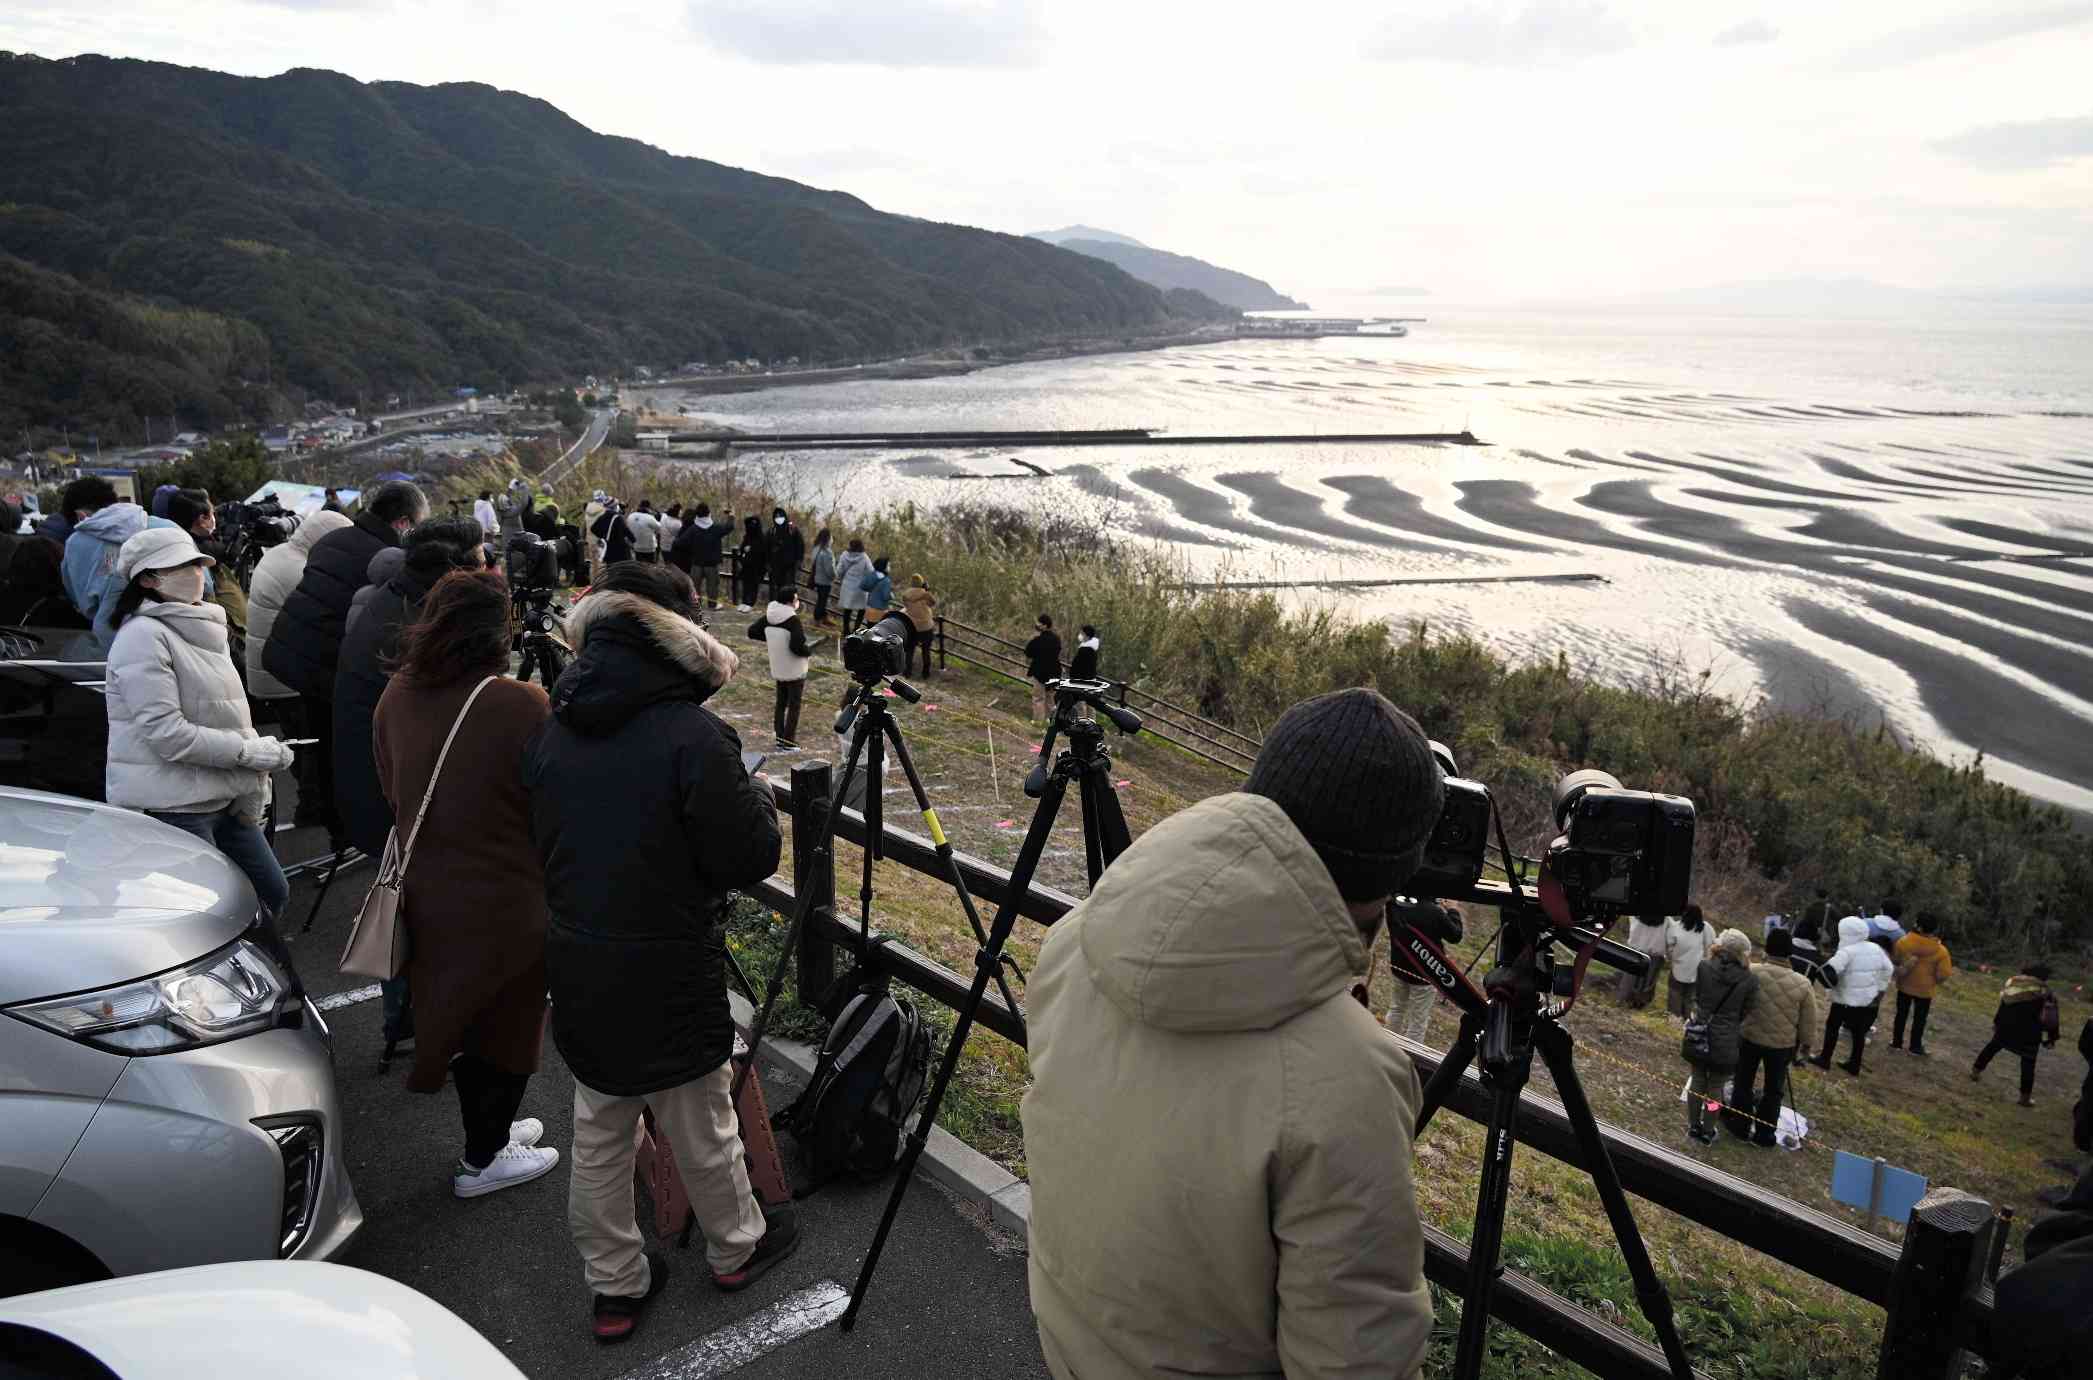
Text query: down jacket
748 600 812 681
834 550 872 611
1740 958 1819 1053
1823 915 1895 1007
1020 792 1432 1380
1686 951 1759 1070
1894 932 1954 999
104 601 269 817
61 503 147 650
332 555 443 857
245 510 353 698
263 510 399 701
524 591 781 1096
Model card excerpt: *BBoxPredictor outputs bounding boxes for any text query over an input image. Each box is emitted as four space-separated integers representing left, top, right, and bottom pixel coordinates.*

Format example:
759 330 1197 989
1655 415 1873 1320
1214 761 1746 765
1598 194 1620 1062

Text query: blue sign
1831 1150 1927 1223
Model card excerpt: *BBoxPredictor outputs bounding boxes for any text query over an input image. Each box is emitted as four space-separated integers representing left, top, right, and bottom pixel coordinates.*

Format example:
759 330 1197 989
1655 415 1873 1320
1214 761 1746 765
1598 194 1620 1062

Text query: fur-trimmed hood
553 591 737 737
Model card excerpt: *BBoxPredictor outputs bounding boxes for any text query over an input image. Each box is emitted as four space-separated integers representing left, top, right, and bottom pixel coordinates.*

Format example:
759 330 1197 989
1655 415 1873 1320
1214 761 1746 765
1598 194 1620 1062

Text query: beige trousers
1386 980 1436 1043
568 1063 766 1292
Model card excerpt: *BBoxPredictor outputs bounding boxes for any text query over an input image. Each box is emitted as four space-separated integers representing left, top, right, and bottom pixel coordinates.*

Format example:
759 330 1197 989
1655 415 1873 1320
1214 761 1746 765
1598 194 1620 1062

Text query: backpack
778 949 931 1195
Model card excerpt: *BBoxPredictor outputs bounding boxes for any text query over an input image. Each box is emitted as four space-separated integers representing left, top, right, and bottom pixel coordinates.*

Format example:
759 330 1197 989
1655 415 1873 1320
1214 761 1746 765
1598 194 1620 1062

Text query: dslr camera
1407 745 1695 921
504 531 561 596
842 612 910 683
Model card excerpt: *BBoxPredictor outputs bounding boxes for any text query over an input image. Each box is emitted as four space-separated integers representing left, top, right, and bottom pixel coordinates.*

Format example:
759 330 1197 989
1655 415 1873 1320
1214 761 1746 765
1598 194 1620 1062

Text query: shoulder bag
339 676 498 979
1681 971 1747 1066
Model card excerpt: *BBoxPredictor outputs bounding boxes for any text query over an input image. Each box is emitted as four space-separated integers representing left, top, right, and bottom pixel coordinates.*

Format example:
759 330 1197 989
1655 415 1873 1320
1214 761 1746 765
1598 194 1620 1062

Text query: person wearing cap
1021 686 1436 1380
103 527 296 920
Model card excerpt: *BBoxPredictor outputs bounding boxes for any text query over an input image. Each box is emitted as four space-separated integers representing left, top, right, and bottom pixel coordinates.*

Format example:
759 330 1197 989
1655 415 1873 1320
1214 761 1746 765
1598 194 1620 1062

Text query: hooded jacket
264 510 400 701
345 547 408 642
749 600 812 681
331 552 443 857
834 549 872 610
1994 973 2061 1058
1823 915 1895 1007
62 503 148 650
245 510 353 698
683 516 730 567
1687 950 1759 1070
812 542 835 588
1740 958 1818 1053
104 600 269 817
1020 793 1431 1380
767 520 804 586
523 592 781 1096
1893 932 1954 999
859 564 893 611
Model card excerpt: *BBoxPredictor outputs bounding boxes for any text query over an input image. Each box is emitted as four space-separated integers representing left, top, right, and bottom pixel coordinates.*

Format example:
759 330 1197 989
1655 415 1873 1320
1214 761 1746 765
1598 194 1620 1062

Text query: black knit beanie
1243 688 1446 902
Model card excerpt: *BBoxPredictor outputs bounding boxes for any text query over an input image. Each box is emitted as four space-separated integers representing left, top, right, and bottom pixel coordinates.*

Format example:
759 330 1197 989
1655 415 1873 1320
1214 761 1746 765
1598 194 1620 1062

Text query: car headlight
3 939 294 1055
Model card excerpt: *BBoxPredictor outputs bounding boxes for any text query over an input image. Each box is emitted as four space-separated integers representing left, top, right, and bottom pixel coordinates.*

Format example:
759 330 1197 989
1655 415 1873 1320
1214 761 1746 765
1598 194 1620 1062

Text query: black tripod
734 668 1024 1112
1400 914 1696 1380
840 678 1138 1330
512 589 567 689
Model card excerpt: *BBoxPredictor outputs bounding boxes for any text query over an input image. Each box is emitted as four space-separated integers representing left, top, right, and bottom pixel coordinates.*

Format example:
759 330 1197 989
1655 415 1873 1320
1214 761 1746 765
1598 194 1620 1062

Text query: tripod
1395 897 1695 1380
840 678 1139 1329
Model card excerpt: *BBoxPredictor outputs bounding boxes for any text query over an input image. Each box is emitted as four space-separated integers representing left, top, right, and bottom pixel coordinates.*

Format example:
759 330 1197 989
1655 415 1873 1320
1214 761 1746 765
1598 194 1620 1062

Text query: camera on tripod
505 531 561 598
1406 745 1694 921
841 612 910 682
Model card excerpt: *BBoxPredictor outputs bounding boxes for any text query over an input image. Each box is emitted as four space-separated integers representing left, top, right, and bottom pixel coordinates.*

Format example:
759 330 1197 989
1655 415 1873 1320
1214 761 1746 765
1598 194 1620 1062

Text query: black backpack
778 950 931 1195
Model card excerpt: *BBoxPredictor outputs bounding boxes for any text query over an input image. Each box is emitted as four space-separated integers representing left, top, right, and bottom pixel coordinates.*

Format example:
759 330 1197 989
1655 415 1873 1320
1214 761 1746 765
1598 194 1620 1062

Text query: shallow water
635 303 2093 810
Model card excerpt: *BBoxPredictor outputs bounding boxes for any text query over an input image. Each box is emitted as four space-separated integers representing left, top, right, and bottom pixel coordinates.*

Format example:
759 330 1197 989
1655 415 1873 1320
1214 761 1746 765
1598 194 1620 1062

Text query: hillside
0 52 1233 441
1028 226 1307 310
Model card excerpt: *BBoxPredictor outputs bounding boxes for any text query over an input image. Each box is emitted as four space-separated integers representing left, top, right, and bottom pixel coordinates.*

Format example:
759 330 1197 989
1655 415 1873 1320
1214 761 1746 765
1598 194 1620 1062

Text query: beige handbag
339 676 498 979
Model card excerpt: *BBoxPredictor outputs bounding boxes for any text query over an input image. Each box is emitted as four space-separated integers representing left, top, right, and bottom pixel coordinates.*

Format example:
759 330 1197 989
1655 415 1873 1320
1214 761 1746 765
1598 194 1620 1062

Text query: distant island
1029 227 1308 312
0 54 1233 443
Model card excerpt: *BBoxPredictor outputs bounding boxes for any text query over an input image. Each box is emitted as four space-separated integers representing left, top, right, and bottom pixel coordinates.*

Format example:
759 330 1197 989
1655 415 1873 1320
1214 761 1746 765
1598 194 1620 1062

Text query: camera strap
1538 862 1609 1016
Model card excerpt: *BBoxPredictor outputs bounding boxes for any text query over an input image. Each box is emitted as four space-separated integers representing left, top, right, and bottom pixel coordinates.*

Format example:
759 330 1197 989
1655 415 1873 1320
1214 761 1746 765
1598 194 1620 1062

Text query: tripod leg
880 715 1022 1020
1077 758 1132 879
858 721 883 951
1534 1022 1695 1380
841 760 1076 1332
1452 1028 1530 1380
1414 1006 1486 1137
300 844 345 934
731 710 871 1109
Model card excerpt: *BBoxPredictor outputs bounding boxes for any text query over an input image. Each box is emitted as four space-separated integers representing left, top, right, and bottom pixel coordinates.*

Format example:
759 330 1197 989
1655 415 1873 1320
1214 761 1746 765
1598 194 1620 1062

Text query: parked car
0 627 107 803
0 787 360 1296
0 1261 524 1378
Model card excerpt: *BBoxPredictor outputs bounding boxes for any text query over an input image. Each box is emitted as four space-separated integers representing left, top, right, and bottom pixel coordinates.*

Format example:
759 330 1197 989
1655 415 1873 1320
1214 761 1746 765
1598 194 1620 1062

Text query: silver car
0 786 361 1295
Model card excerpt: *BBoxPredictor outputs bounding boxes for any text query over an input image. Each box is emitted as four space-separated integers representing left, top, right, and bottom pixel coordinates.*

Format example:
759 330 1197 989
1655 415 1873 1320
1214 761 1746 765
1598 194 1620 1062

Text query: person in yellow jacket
1891 913 1954 1056
1021 688 1437 1379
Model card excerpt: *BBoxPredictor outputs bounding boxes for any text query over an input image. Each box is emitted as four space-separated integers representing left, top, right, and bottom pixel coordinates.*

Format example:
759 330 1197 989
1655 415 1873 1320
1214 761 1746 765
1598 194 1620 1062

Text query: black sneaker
593 1249 668 1344
713 1202 800 1292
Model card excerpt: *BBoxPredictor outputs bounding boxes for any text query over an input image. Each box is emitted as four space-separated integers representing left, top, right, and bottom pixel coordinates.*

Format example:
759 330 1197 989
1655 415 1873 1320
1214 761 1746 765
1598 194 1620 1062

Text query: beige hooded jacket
1020 792 1432 1380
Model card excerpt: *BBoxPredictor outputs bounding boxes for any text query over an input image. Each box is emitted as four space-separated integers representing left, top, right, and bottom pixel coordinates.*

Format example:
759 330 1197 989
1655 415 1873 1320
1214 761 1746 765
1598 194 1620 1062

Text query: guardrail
752 760 2004 1380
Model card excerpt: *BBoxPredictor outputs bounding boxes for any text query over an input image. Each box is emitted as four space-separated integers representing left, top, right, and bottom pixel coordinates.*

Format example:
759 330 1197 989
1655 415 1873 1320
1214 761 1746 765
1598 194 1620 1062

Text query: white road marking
617 1279 849 1379
314 984 382 1012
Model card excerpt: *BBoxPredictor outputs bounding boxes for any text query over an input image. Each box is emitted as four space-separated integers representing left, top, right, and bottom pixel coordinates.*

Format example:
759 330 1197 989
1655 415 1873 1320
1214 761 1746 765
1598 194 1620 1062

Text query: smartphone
741 751 768 776
282 738 320 746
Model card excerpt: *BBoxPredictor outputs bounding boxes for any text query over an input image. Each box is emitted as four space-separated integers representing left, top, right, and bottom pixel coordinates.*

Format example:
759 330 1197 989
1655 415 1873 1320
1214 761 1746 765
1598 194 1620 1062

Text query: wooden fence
752 760 2004 1380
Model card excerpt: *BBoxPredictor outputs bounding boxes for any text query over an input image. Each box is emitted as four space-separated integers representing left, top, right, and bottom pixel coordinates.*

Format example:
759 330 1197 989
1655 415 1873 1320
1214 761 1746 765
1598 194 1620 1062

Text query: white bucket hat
116 527 215 584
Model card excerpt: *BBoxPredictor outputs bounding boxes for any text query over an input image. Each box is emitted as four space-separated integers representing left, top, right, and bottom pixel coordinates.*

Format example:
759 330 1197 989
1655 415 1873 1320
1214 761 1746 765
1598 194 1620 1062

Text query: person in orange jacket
1891 913 1954 1056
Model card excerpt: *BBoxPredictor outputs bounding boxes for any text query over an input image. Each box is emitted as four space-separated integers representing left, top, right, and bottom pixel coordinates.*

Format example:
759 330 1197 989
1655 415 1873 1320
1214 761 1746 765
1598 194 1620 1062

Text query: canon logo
1406 937 1457 990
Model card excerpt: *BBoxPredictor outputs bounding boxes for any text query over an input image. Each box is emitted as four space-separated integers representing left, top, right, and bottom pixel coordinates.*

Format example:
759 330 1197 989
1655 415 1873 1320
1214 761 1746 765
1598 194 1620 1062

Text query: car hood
0 1262 524 1379
0 787 254 1004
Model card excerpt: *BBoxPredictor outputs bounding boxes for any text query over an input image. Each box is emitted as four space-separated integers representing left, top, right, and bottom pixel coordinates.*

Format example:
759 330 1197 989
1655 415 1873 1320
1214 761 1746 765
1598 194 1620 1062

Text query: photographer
523 563 796 1339
1021 687 1436 1380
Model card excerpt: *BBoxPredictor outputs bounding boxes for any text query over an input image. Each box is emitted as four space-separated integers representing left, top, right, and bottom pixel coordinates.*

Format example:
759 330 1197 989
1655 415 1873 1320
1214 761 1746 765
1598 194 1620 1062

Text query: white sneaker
454 1142 559 1198
736 603 751 612
509 1118 544 1148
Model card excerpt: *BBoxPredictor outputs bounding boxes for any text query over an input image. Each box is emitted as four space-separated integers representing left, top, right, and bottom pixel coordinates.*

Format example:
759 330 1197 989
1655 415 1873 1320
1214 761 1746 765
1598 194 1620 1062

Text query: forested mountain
1028 228 1307 311
0 53 1232 440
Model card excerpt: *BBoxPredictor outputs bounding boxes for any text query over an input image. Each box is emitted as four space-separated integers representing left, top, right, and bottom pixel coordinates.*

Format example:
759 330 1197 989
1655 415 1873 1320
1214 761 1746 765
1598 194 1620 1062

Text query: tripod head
833 672 921 736
1025 678 1141 798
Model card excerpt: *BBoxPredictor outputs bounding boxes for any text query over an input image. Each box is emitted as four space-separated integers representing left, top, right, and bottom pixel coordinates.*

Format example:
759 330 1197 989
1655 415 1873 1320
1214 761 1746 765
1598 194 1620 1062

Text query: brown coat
373 673 552 1093
900 584 937 632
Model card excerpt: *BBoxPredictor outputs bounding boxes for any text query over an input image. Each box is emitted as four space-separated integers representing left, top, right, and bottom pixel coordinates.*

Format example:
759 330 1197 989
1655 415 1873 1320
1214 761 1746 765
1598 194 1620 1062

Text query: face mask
148 563 208 604
775 517 785 526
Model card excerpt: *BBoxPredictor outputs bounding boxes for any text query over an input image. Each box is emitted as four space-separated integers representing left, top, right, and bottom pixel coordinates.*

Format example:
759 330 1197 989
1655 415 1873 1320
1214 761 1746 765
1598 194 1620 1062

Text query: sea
633 303 2093 813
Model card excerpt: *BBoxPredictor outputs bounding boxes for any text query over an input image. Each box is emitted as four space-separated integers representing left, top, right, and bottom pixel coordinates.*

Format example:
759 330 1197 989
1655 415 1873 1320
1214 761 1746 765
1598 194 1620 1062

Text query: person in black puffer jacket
1682 928 1759 1146
263 481 427 702
523 562 797 1330
332 518 486 859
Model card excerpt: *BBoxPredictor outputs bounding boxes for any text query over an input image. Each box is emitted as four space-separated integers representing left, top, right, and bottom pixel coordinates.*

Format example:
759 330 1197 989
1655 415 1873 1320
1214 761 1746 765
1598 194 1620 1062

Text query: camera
504 531 561 594
842 612 910 682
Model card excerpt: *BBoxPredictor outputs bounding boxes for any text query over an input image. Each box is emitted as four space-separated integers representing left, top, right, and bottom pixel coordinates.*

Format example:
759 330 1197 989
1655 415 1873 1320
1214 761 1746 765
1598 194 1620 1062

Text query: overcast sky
5 0 2090 301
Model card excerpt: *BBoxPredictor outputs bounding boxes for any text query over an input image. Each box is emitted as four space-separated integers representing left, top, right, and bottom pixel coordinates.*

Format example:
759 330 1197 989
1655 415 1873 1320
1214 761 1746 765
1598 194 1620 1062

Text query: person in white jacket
245 508 351 827
104 528 297 919
1664 905 1714 1017
747 590 813 748
1811 914 1895 1075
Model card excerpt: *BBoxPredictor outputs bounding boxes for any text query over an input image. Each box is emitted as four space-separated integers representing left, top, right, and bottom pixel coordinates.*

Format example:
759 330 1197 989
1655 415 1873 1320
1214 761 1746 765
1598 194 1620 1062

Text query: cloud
1833 4 2093 70
686 0 1044 68
1712 18 1777 46
1369 0 1634 65
1933 116 2093 170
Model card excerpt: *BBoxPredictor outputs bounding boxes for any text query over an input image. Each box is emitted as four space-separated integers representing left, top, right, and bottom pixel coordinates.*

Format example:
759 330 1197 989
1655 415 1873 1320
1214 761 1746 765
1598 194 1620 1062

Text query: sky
4 0 2090 302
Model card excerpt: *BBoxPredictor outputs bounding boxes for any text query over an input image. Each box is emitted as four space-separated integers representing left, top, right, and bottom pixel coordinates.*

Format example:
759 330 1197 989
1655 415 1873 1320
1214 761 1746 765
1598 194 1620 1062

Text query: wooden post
1877 1186 1996 1380
935 615 946 670
789 761 836 1010
1987 1206 2014 1283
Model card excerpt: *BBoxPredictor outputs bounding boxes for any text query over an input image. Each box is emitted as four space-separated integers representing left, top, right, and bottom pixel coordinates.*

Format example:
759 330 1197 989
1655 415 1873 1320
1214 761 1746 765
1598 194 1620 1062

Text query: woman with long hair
373 570 558 1198
103 528 294 917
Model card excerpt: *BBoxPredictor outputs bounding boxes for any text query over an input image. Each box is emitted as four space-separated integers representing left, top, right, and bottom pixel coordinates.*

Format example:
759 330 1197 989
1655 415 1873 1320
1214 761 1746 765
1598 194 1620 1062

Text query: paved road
541 409 613 487
276 825 1047 1379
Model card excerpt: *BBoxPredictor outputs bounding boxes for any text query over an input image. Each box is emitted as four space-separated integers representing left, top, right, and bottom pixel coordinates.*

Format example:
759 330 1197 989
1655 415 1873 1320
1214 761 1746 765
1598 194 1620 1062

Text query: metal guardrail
752 761 2004 1380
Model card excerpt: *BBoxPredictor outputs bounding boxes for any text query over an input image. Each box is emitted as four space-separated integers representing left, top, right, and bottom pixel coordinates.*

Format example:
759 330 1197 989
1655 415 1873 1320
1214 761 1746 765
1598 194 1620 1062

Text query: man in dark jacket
765 509 804 597
679 503 732 607
523 563 796 1341
1024 613 1063 722
262 479 426 835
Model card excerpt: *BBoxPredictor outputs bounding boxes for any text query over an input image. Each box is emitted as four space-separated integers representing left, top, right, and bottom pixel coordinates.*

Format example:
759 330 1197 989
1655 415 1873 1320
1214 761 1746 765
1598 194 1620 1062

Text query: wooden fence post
935 615 946 670
789 761 836 1009
1876 1186 1996 1380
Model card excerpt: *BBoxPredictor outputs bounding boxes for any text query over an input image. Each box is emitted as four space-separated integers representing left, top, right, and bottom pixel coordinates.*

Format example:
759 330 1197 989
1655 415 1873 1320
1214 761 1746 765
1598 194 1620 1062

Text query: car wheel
0 1221 108 1299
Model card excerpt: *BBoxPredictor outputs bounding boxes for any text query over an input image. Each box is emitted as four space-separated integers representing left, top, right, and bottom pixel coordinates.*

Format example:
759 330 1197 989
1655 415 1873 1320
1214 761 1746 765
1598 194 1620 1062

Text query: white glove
238 736 297 773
